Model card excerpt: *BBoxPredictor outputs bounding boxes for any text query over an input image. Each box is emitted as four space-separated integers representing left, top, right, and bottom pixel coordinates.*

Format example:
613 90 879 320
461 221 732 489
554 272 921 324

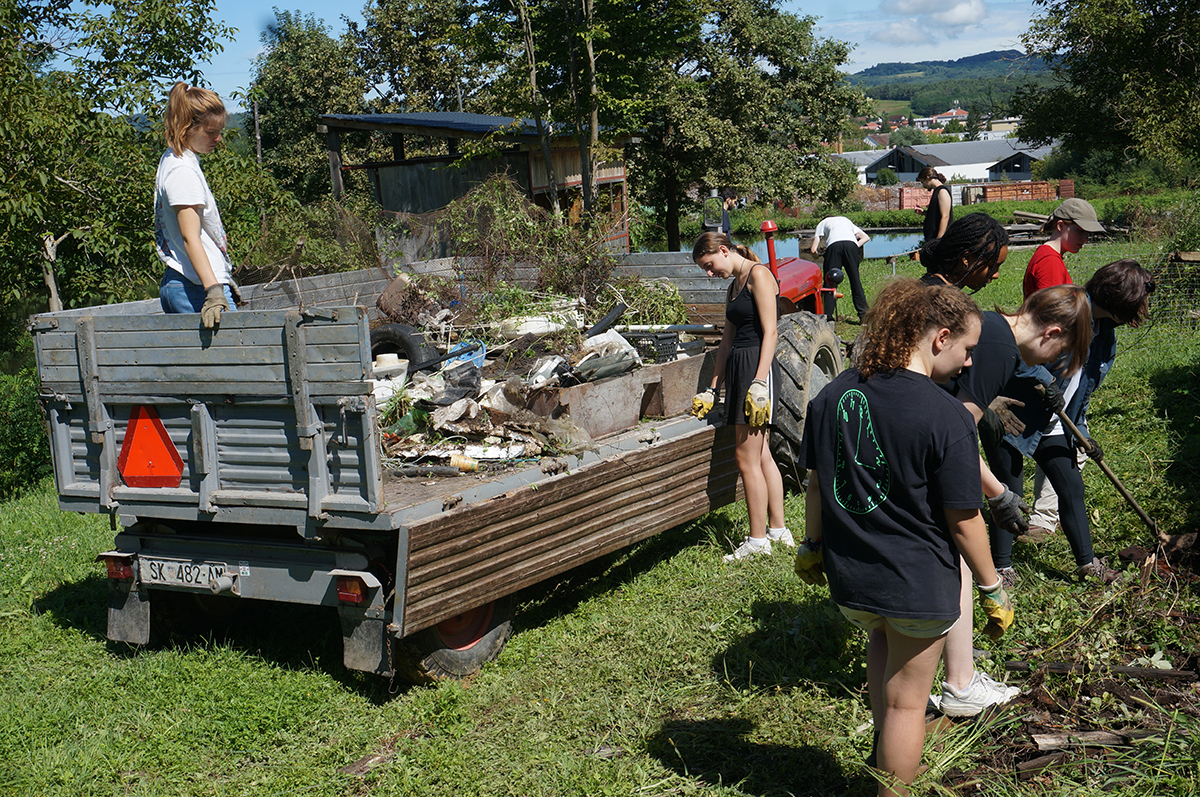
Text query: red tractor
755 220 846 491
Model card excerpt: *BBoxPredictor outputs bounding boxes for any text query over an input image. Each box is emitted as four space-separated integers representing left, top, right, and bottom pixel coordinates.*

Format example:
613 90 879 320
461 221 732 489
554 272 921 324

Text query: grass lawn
2 241 1198 796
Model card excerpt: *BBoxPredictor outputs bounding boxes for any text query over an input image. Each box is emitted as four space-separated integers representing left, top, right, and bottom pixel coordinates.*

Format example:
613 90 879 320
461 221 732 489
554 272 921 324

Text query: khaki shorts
838 605 957 639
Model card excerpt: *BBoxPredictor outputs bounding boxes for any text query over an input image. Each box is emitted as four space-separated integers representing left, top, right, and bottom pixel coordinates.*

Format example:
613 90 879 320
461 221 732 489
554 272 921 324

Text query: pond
744 231 925 263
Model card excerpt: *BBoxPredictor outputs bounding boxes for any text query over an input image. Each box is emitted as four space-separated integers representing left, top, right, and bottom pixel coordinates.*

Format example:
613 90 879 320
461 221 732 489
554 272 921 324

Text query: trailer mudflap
107 580 150 645
338 609 393 676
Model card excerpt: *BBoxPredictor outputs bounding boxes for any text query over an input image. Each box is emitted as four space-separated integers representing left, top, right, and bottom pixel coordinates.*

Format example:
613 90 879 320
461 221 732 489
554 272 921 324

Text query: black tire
770 312 844 493
396 596 514 683
369 323 439 372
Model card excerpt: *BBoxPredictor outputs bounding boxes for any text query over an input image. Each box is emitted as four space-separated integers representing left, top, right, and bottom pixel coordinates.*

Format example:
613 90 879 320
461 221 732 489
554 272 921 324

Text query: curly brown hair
858 279 982 378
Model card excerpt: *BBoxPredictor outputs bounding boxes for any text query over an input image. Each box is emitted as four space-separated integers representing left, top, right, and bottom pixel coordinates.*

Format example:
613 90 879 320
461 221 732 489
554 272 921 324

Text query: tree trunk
513 0 561 217
41 232 68 313
665 168 681 252
579 0 599 222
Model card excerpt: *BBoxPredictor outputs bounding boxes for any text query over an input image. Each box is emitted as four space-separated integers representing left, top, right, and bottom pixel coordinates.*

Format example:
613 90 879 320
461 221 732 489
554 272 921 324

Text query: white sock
768 526 788 535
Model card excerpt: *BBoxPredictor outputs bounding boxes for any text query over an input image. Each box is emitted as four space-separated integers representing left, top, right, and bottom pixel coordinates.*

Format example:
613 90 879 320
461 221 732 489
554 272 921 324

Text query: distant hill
851 50 1046 86
851 50 1051 118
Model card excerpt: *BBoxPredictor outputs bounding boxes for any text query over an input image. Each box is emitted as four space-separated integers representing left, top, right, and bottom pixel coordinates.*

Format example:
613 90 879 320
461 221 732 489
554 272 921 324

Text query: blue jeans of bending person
159 269 237 314
984 433 1094 569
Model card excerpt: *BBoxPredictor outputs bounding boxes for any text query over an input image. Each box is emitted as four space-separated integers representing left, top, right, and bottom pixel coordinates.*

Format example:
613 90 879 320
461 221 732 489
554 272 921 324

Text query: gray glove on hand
1040 382 1066 414
745 379 770 427
201 284 229 329
691 389 715 419
987 487 1031 535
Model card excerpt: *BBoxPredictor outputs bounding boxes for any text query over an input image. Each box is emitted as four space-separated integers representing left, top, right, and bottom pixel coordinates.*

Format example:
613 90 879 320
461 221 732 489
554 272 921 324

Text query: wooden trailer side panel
399 424 739 635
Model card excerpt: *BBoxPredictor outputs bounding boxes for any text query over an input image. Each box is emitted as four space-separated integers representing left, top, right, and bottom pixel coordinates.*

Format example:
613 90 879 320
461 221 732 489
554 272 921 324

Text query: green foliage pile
0 369 51 499
874 167 899 187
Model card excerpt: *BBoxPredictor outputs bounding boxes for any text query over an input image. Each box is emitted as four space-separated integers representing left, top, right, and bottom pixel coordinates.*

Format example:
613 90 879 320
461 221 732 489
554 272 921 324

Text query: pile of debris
370 281 710 478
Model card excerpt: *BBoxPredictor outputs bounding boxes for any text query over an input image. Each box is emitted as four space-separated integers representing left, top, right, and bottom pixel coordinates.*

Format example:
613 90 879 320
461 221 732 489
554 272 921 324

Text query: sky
200 0 1036 110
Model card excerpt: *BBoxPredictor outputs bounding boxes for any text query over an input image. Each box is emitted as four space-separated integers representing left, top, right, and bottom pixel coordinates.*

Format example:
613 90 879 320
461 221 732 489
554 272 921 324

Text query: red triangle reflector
117 405 185 488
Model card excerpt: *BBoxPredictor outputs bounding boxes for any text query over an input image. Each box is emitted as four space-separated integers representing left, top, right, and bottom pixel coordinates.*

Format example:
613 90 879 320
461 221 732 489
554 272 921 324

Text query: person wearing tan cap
1022 198 1106 298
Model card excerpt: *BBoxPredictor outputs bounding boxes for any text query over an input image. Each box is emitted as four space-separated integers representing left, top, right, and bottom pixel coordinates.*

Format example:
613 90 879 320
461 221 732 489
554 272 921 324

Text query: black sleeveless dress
724 266 781 426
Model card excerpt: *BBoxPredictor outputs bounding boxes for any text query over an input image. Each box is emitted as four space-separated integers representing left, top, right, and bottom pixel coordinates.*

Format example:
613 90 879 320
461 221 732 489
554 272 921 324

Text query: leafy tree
875 167 899 186
0 0 234 350
965 105 983 141
250 10 370 202
350 0 502 115
888 126 927 146
943 119 965 134
628 0 865 250
1014 0 1200 170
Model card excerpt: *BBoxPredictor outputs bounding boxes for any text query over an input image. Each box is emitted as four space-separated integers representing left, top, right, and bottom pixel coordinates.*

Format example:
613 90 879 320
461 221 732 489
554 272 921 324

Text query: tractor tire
396 596 514 683
369 323 439 372
770 312 844 493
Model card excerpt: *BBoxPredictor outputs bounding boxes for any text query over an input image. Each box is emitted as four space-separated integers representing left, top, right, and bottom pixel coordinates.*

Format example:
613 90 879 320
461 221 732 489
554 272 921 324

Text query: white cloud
931 0 988 29
868 20 929 45
880 0 944 15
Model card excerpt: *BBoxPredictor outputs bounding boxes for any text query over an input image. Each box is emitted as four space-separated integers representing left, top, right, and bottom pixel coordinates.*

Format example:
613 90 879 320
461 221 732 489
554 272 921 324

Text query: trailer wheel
770 312 844 493
369 323 439 372
397 596 514 683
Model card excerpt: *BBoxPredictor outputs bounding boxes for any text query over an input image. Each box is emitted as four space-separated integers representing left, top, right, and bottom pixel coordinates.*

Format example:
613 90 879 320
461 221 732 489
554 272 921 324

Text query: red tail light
97 552 134 580
336 575 366 604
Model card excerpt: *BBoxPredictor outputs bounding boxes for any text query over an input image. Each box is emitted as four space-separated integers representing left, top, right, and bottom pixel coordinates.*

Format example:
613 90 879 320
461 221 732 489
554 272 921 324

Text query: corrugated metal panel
399 424 740 634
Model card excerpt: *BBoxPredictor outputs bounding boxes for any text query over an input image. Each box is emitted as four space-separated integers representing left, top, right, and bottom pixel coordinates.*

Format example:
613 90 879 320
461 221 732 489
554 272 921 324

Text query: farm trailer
30 264 841 680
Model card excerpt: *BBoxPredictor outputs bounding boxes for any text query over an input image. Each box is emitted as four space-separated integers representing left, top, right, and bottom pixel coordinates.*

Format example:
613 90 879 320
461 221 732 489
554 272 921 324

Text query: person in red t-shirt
1022 198 1105 298
1021 198 1105 541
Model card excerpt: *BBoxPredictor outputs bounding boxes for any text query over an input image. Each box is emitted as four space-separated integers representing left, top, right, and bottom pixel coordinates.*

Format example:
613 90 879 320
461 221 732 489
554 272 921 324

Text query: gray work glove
201 284 228 329
987 487 1031 535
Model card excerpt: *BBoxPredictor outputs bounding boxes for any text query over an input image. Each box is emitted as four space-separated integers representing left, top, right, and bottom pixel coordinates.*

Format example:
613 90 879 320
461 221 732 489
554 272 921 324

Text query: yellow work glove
691 389 716 419
793 539 826 586
745 379 770 427
977 580 1014 642
201 284 229 329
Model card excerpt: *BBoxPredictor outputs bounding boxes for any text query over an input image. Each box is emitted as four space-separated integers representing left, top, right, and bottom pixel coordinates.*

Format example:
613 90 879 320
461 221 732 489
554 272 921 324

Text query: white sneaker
766 527 796 547
724 536 771 562
940 671 1020 717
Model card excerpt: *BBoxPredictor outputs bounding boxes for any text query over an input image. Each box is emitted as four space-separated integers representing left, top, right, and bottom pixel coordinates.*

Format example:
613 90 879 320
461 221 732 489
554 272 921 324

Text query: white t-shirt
814 216 865 246
154 149 231 285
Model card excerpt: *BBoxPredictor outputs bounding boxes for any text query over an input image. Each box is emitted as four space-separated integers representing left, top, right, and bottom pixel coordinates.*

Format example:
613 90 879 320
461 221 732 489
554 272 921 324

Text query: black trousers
823 240 868 320
983 433 1094 568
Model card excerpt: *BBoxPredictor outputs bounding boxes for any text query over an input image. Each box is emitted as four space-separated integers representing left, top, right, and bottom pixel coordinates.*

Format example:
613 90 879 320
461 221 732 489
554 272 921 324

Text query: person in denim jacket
995 260 1154 583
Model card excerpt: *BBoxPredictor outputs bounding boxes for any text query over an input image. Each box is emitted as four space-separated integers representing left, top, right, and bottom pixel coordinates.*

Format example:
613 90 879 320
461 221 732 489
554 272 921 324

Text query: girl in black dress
690 232 791 561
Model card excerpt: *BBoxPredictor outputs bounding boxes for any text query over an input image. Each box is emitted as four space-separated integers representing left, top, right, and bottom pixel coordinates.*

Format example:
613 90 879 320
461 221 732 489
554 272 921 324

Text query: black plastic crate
622 331 679 363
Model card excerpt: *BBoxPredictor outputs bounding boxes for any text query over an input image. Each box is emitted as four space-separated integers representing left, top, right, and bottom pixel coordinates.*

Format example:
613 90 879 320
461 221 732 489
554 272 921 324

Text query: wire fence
1055 242 1200 356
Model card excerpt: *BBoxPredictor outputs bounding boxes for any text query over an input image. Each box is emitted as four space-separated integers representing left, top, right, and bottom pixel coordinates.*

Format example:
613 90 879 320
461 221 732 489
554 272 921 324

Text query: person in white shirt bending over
811 216 870 324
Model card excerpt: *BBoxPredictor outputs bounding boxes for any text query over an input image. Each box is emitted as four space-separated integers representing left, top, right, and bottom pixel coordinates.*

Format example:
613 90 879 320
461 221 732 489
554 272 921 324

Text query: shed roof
319 112 541 141
863 139 1055 172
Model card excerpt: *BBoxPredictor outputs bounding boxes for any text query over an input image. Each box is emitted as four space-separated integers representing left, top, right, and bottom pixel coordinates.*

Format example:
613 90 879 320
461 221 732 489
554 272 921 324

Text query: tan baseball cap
1050 198 1105 233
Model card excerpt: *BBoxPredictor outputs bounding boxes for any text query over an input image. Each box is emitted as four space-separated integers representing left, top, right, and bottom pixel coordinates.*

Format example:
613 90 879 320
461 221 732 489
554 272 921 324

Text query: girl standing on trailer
155 82 237 328
690 232 793 561
794 280 1011 796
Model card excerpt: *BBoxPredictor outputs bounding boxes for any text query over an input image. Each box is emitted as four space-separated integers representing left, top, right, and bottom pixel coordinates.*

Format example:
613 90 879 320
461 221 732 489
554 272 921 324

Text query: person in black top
690 232 792 561
796 279 1011 795
918 213 1009 292
916 166 953 244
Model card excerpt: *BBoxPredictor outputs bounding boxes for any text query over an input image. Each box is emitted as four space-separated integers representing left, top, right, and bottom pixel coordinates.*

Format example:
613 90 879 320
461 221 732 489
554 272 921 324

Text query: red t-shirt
1023 244 1072 297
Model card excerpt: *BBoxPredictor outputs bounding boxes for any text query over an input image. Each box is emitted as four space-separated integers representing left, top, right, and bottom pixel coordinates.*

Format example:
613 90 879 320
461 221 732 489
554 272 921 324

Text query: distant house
857 139 1055 184
836 150 886 183
318 112 633 251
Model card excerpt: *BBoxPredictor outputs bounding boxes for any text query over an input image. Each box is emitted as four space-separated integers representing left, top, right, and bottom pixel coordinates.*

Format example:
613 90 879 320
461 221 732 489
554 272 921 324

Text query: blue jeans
160 270 237 314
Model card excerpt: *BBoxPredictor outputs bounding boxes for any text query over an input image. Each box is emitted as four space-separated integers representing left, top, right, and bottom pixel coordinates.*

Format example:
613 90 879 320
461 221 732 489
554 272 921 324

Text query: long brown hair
858 279 982 378
692 231 761 265
163 82 226 157
1009 284 1092 375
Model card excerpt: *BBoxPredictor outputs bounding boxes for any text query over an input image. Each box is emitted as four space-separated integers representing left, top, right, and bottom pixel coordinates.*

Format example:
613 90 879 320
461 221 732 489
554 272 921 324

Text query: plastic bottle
449 454 478 472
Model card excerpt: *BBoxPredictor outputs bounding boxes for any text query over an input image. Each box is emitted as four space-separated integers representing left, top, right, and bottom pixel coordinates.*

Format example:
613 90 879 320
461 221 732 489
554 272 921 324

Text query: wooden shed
318 112 631 252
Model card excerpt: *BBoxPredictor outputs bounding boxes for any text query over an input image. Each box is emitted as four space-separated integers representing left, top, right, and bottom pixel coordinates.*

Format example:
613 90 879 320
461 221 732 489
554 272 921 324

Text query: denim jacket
1003 297 1117 453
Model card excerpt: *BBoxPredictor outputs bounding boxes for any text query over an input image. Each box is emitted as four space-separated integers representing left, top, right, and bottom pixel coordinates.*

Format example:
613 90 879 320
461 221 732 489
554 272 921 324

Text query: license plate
139 558 226 588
